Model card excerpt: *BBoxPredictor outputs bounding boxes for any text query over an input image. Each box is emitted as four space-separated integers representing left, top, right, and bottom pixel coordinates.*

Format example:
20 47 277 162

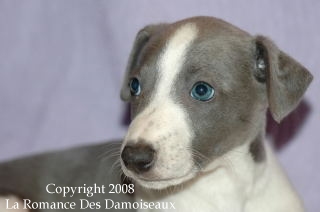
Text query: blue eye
129 78 141 96
191 82 215 101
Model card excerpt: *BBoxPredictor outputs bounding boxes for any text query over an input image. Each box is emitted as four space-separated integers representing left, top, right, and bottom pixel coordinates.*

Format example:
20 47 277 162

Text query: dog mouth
135 172 197 190
121 164 198 189
137 175 190 182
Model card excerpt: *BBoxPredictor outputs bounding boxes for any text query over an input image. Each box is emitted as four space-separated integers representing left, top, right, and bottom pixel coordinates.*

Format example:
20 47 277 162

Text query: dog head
119 17 313 189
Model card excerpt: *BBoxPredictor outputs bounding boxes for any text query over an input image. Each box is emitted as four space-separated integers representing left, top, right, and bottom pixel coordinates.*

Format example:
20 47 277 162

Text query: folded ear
121 24 167 101
254 35 313 123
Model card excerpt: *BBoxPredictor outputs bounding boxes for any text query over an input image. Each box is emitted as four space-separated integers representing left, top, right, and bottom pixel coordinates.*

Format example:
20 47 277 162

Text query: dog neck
134 130 268 212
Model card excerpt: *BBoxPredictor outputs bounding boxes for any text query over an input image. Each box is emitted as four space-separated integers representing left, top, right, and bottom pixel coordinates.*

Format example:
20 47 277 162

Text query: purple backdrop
0 0 319 211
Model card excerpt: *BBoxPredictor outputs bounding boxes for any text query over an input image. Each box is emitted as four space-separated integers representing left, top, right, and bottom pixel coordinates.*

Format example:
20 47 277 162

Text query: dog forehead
155 23 199 98
140 16 250 73
136 17 253 103
177 18 253 91
155 17 250 66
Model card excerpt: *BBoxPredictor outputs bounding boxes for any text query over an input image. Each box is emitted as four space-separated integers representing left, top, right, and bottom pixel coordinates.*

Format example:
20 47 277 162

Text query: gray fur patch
249 134 265 163
170 17 267 167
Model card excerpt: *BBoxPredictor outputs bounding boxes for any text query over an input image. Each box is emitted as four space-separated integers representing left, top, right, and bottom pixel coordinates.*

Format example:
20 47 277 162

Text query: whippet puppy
0 16 313 212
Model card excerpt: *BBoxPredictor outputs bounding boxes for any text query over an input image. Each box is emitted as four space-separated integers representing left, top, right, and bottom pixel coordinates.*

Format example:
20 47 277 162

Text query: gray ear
120 24 167 101
255 35 313 123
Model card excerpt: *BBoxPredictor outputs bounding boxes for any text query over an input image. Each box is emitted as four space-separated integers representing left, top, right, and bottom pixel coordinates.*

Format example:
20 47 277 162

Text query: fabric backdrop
0 0 319 211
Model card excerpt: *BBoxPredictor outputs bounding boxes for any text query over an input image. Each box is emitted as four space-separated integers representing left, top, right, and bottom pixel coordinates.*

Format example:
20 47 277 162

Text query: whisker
96 146 121 160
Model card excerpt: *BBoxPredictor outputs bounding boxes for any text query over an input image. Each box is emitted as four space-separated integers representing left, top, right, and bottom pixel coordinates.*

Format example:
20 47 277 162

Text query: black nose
121 144 155 173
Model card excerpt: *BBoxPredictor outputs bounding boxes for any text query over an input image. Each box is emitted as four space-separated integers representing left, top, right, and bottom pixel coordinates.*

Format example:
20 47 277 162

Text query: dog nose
121 144 155 173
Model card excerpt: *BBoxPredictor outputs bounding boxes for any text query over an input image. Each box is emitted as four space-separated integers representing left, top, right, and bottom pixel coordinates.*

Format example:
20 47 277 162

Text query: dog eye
129 78 141 96
191 82 215 101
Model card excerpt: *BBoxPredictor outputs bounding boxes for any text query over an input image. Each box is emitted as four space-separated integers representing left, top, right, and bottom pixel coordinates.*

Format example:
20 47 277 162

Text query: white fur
0 196 29 212
122 23 199 189
136 141 304 212
122 22 304 211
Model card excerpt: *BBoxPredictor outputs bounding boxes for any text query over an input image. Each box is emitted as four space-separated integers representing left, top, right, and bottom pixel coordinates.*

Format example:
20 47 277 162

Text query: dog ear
121 24 167 101
254 35 313 123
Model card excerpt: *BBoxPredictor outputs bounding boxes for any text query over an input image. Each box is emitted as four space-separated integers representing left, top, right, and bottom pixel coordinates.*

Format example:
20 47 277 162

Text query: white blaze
156 23 198 101
122 23 199 189
125 23 198 143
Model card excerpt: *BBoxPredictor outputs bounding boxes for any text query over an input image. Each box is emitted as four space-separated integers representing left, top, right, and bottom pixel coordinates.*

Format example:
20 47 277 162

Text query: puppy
0 16 313 212
119 16 312 212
